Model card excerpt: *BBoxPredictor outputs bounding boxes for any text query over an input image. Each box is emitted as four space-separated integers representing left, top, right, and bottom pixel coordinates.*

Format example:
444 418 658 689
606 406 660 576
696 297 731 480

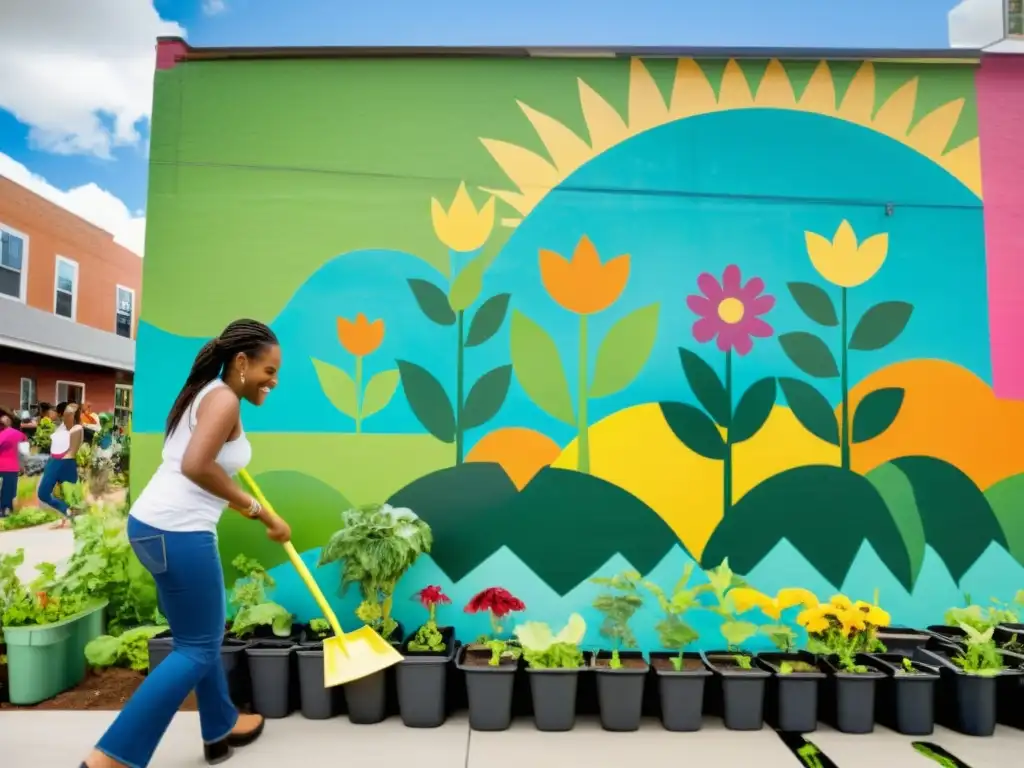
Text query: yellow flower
539 235 630 315
729 588 776 617
431 182 495 253
796 605 831 634
854 601 891 628
804 220 888 288
776 588 819 612
839 609 867 635
829 594 853 611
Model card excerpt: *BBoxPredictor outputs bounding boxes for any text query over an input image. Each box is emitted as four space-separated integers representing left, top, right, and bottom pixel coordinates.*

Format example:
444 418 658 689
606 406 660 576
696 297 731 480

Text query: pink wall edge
977 56 1024 401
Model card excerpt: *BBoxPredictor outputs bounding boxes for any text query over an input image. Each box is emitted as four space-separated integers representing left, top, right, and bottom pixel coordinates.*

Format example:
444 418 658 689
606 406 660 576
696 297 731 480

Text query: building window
19 377 36 414
116 285 135 339
0 225 28 301
114 384 133 428
56 380 85 405
54 256 79 319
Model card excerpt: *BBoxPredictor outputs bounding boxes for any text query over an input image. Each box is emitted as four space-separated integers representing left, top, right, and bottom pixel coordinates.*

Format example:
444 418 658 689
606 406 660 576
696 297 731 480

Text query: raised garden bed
0 668 197 711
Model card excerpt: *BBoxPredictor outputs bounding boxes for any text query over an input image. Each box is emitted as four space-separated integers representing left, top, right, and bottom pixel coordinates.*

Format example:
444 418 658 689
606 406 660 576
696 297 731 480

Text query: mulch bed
1 669 198 711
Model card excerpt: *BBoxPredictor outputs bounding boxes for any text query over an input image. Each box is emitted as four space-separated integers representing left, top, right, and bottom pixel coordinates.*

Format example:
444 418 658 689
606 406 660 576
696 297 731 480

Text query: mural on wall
135 55 1024 648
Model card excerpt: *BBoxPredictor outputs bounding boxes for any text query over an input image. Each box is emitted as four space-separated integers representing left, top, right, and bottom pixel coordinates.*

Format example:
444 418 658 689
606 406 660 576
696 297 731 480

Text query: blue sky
0 0 969 257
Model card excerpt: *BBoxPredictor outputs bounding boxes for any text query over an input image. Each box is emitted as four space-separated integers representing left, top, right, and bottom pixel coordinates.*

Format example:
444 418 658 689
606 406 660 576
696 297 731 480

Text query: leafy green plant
15 475 39 505
703 558 758 667
944 593 1021 635
643 563 710 670
951 623 1004 677
31 417 55 453
799 594 890 673
408 585 451 653
591 570 644 669
85 625 167 671
308 618 331 639
514 614 586 669
901 657 920 675
1 560 91 628
0 507 60 531
228 555 293 638
318 503 432 640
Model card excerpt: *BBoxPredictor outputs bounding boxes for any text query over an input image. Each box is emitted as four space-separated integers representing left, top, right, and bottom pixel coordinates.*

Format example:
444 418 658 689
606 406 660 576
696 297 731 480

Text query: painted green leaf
787 282 838 327
867 462 926 584
986 475 1024 566
702 465 913 590
849 301 914 351
465 293 511 348
659 402 726 460
589 303 660 399
852 387 905 443
510 310 575 426
890 456 1007 582
461 365 512 430
730 377 777 444
678 348 729 427
396 360 456 443
361 369 400 419
779 332 839 378
448 255 486 312
311 358 357 418
407 278 456 326
778 377 839 446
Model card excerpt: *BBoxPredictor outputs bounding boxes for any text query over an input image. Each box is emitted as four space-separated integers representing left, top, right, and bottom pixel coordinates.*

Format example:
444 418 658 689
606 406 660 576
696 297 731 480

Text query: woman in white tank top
82 319 290 768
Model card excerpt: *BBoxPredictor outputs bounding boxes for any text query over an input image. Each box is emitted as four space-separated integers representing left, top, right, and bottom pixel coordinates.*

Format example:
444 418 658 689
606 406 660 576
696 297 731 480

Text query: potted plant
918 620 1022 735
872 654 940 735
1 550 108 704
296 617 343 720
397 585 457 728
727 585 823 733
643 564 712 732
699 559 770 731
590 570 648 732
318 502 432 724
799 594 889 734
515 613 588 731
455 586 526 731
231 556 296 719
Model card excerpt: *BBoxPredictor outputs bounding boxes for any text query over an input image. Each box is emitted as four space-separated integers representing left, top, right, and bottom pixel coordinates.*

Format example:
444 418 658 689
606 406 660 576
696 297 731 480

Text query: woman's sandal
203 716 265 765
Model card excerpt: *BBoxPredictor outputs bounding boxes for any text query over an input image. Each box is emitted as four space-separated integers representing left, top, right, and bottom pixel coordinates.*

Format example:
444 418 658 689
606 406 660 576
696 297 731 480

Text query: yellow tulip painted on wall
804 220 888 288
430 182 496 253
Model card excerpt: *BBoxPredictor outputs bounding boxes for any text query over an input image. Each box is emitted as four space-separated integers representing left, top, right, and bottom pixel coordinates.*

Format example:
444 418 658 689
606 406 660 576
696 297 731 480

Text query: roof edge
155 37 981 67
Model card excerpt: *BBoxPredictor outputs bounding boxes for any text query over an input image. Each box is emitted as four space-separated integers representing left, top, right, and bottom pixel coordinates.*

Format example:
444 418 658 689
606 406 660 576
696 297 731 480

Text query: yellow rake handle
238 469 348 647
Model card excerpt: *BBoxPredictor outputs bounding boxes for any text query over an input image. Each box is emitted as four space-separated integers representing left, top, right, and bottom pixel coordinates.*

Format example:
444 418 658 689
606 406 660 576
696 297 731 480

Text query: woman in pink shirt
0 407 28 516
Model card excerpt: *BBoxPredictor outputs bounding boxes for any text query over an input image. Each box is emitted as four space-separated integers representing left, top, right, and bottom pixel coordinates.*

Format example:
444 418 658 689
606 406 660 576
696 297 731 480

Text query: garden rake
238 469 403 686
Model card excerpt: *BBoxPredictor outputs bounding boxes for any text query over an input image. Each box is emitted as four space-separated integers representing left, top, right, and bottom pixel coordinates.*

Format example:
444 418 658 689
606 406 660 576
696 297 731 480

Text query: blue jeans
0 471 16 514
36 457 78 515
96 517 237 768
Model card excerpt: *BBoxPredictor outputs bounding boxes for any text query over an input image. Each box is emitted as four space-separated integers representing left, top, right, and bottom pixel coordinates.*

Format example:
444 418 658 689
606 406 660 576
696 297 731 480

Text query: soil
595 657 648 670
651 657 706 672
706 654 760 672
0 669 199 711
781 661 818 673
461 645 517 668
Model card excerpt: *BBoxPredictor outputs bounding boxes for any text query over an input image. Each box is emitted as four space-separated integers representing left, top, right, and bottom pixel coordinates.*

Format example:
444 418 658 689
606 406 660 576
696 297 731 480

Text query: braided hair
165 319 278 436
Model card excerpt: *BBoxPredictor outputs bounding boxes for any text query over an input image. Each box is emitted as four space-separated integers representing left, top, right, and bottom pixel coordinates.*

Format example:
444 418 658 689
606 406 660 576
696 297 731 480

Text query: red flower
464 587 526 617
36 591 49 608
415 585 451 608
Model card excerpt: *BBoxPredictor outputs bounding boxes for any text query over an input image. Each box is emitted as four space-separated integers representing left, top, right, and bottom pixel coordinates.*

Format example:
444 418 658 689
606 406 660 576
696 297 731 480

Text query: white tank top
130 379 252 533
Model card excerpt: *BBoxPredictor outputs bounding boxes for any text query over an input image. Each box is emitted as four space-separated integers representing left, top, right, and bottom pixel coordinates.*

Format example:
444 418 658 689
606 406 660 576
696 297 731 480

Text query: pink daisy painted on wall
687 265 775 356
660 265 779 516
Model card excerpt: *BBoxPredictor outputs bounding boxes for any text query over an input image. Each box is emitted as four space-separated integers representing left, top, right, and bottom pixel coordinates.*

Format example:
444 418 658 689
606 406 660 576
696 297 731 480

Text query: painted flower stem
724 349 733 516
577 314 590 473
840 287 850 470
456 310 465 465
354 355 363 434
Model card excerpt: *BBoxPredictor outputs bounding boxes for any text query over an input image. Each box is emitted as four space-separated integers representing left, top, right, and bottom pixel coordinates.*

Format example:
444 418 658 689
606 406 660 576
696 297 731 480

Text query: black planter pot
649 651 709 732
758 651 825 733
916 646 1024 734
871 653 939 735
994 623 1024 652
701 651 769 731
397 627 457 728
593 651 648 732
296 644 344 720
818 654 885 734
456 644 519 731
926 625 967 650
876 627 932 657
525 652 591 732
342 623 404 725
245 641 297 718
147 629 173 672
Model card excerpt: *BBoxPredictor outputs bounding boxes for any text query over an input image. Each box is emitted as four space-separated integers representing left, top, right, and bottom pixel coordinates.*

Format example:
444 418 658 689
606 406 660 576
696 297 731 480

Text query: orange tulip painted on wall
337 313 385 357
539 235 630 315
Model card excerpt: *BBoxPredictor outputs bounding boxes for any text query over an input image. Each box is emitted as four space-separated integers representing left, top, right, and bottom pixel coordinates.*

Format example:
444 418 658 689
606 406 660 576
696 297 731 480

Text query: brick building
0 175 140 421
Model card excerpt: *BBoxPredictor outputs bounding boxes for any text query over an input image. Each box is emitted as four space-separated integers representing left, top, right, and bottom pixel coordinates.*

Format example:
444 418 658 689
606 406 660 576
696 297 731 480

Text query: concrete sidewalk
4 712 1024 767
0 523 75 582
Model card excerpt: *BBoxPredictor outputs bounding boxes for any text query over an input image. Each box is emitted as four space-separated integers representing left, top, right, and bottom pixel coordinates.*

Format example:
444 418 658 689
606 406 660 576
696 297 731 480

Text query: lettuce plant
515 614 586 669
229 555 293 638
952 623 1005 676
85 625 167 671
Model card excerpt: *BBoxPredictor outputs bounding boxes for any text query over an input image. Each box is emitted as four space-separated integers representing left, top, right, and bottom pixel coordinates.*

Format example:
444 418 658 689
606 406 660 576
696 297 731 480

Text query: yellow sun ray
480 57 981 226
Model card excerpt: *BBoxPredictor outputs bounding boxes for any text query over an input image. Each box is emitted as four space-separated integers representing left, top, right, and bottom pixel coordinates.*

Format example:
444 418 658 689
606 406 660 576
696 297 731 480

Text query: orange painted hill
848 359 1024 489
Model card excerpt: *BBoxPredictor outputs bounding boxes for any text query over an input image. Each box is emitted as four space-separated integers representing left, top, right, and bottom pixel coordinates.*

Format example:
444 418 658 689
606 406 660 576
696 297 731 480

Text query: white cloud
0 0 185 158
0 153 145 257
948 0 1004 47
203 0 227 16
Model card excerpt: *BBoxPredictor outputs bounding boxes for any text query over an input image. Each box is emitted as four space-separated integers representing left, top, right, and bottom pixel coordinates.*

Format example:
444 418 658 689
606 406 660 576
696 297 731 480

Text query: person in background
0 407 28 516
37 402 84 526
81 402 99 427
